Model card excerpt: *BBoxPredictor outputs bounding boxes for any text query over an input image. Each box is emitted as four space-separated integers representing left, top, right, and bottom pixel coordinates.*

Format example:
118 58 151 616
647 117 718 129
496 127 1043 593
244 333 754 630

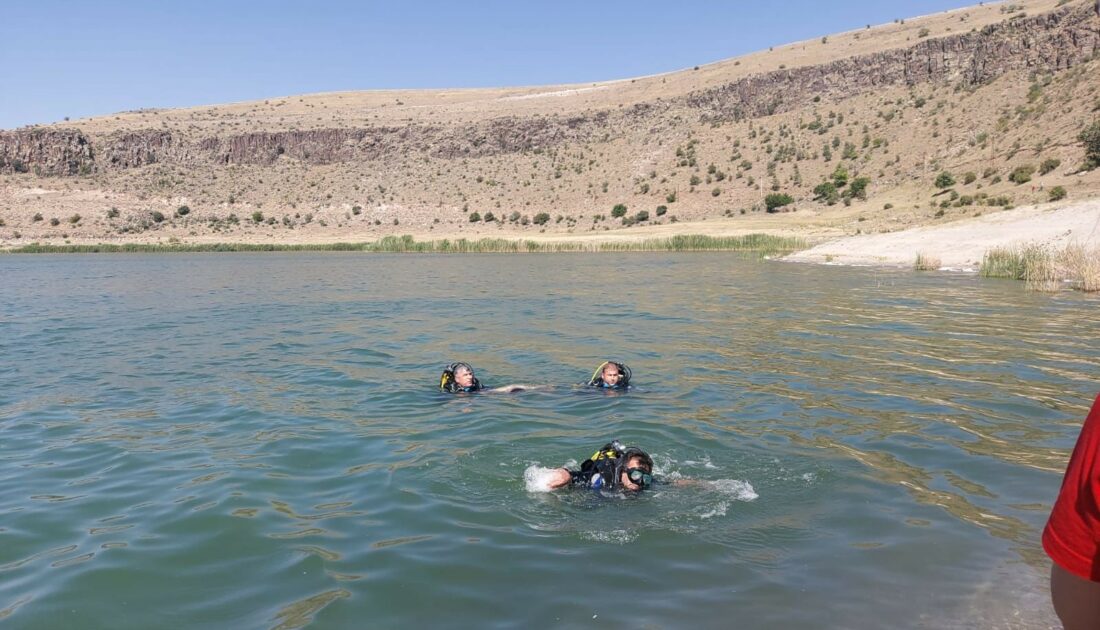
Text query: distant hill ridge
1 0 1099 246
2 2 1096 176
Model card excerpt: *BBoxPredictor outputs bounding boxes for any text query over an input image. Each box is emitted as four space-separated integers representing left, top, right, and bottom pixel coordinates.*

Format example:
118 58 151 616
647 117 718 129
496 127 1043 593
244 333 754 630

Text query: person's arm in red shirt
1044 394 1100 629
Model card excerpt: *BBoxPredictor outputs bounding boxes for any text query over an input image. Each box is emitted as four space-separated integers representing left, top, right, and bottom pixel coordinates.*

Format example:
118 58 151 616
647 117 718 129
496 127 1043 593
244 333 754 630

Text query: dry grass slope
1 0 1099 250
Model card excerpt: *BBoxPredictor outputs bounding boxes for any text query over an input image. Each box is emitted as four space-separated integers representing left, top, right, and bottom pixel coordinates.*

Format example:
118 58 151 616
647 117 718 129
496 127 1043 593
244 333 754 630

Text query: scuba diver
440 362 483 393
587 360 631 389
545 441 655 492
439 362 540 394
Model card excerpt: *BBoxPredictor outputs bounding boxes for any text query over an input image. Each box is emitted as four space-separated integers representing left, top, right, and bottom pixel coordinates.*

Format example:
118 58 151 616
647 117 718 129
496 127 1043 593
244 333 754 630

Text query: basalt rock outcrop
0 112 613 174
684 4 1100 120
0 129 95 176
2 3 1097 177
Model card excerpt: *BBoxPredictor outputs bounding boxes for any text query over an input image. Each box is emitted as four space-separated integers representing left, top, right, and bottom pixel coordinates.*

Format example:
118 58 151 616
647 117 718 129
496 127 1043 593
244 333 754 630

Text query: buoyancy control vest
571 441 653 490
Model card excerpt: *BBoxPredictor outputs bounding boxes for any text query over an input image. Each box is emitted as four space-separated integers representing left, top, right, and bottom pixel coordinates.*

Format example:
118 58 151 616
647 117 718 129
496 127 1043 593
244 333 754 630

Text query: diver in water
439 362 539 394
545 441 655 492
587 360 631 390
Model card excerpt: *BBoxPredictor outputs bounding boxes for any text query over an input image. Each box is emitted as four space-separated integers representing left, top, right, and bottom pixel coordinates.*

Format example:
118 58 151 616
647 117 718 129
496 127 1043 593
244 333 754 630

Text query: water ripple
1 253 1095 628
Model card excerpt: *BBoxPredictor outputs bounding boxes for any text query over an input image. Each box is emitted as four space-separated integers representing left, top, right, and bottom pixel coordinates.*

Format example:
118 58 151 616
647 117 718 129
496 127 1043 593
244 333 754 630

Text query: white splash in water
682 455 719 470
698 501 729 519
579 529 637 544
708 479 759 501
523 465 561 493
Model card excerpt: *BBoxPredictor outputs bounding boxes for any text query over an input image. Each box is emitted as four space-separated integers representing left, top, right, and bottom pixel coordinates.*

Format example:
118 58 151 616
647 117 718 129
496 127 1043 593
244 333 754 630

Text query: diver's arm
546 468 573 489
486 384 547 393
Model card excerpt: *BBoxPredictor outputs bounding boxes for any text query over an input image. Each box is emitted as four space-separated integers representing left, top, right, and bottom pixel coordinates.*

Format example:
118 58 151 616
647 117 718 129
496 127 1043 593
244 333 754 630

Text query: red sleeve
1044 393 1100 582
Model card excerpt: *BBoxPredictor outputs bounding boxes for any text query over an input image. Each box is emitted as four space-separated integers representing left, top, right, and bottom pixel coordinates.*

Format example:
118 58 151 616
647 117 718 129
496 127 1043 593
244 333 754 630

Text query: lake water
1 253 1098 629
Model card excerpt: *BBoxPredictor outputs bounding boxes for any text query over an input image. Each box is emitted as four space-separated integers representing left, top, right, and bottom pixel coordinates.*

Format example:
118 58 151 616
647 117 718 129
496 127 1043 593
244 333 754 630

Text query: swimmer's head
601 362 622 386
453 364 476 389
590 361 631 388
441 362 480 392
619 447 653 491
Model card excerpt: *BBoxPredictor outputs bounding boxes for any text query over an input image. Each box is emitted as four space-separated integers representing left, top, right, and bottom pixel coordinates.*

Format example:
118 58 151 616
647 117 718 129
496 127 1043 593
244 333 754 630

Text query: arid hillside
2 0 1100 247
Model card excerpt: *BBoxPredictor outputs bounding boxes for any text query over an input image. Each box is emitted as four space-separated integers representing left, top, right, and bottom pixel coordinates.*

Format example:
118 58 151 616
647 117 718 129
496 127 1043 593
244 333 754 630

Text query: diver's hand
488 384 544 393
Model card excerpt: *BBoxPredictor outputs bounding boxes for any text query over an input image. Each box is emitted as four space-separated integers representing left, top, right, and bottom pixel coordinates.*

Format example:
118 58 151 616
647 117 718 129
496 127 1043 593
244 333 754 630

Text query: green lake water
1 252 1097 629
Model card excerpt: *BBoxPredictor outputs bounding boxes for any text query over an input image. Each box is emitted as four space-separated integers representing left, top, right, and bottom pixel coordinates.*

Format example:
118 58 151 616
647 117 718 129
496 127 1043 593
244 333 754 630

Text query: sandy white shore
784 200 1100 271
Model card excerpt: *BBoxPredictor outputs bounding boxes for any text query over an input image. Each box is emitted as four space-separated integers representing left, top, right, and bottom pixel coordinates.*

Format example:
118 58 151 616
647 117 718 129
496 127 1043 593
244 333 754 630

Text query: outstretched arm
546 468 573 489
486 384 548 393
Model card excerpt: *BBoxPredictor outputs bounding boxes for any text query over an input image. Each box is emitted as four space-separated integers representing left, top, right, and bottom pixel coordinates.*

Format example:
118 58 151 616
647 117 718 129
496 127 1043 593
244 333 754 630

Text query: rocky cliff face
0 112 613 174
2 4 1097 177
0 129 95 176
685 5 1100 120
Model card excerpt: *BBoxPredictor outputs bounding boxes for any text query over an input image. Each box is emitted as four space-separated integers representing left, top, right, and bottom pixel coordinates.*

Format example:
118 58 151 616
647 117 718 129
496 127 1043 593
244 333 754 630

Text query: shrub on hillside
813 182 839 205
176 205 190 217
611 204 628 218
469 212 481 222
848 177 871 201
655 205 668 216
251 211 263 223
934 172 956 189
151 211 166 223
963 172 977 185
1049 186 1067 202
533 212 550 225
1080 121 1100 168
106 207 120 219
831 164 849 188
1008 165 1035 184
1039 158 1061 175
635 210 649 222
483 212 496 222
765 193 795 213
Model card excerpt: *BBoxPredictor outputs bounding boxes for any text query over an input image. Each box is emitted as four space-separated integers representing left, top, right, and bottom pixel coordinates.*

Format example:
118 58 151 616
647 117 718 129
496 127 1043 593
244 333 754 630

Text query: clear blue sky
1 0 983 130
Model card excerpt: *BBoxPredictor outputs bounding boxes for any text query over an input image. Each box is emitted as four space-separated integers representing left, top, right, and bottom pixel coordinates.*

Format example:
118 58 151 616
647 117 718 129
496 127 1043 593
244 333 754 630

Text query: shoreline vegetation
978 243 1100 292
1 233 807 256
6 230 1099 292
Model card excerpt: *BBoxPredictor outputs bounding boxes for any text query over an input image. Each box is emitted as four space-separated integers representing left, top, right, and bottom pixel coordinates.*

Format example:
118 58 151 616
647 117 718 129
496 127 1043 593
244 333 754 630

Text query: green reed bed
980 244 1100 292
7 234 808 256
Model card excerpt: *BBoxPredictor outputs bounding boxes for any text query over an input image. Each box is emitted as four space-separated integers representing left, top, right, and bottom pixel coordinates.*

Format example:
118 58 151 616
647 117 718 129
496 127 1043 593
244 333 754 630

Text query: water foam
523 465 561 493
579 529 637 544
697 501 729 519
708 479 759 501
